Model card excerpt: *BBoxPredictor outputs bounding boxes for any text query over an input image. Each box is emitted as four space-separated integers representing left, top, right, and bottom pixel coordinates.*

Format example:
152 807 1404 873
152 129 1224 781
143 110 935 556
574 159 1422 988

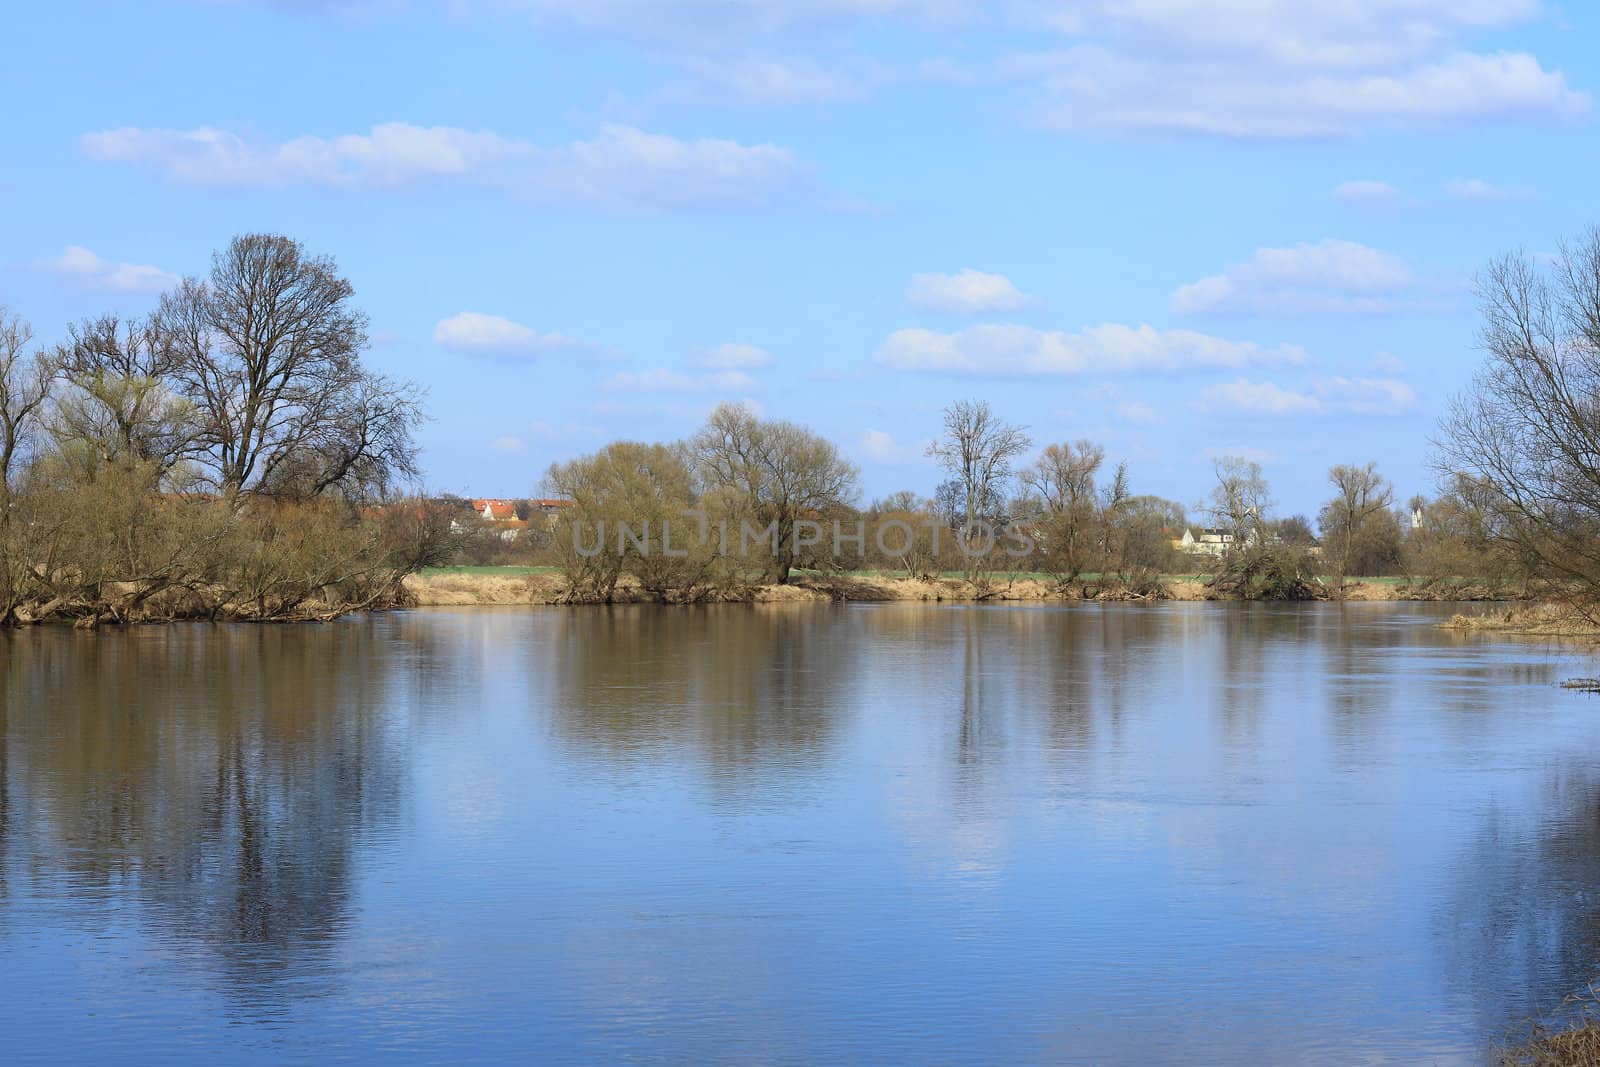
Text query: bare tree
1098 460 1132 577
693 403 859 583
1319 462 1395 591
0 310 53 503
926 400 1030 578
1436 226 1600 605
1021 439 1103 580
1206 455 1272 553
156 234 421 504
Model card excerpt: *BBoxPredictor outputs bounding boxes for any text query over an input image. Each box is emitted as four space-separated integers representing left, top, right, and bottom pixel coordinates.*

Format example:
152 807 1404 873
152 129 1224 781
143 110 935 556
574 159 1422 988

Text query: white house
1179 527 1234 556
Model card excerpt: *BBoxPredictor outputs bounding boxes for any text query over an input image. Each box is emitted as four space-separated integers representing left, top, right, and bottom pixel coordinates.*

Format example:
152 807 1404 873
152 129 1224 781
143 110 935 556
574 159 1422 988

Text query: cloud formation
875 322 1306 376
1445 177 1532 200
604 367 761 392
862 428 924 464
997 1 1586 138
1331 180 1401 205
1007 47 1585 138
433 312 593 357
906 269 1033 314
39 245 179 293
1171 239 1429 316
82 122 812 210
678 55 872 103
1199 376 1416 416
1114 400 1161 425
690 342 773 368
260 2 1587 138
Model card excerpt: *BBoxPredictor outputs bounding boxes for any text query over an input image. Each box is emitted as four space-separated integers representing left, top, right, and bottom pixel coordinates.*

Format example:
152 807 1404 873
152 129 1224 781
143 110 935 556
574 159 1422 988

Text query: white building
1179 527 1234 557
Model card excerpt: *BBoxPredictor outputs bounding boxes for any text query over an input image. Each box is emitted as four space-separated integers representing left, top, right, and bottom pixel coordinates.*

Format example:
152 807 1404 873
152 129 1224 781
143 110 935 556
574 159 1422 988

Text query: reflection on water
1 603 1598 1063
0 626 408 1020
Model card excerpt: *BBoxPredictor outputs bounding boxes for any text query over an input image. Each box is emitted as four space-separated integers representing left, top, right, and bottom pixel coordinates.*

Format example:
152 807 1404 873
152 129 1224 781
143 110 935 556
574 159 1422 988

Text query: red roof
472 499 518 521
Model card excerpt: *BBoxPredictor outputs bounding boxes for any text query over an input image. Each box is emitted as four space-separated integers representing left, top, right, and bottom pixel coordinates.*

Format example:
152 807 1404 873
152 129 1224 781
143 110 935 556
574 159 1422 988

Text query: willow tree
692 403 858 584
1436 226 1600 607
50 314 196 480
545 440 717 602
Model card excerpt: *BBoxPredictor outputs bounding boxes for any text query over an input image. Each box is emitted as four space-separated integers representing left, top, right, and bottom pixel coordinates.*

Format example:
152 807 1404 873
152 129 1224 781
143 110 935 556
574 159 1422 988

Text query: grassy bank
404 569 1514 607
1498 1016 1600 1065
1442 602 1600 637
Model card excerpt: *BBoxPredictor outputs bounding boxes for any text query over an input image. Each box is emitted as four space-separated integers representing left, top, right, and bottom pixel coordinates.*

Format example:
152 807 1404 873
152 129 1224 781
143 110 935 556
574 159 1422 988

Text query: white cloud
39 245 179 293
1445 177 1532 200
906 269 1033 314
433 312 592 357
1198 376 1416 416
1204 445 1272 464
604 367 761 392
1315 375 1418 414
875 322 1305 376
491 435 526 452
1171 239 1429 315
82 122 813 211
473 0 968 36
1114 400 1161 424
917 57 979 86
679 55 871 103
1199 379 1322 415
251 2 1585 139
1023 2 1542 68
1005 42 1586 139
862 428 924 463
1331 180 1401 205
459 0 1540 64
1369 350 1407 374
690 342 773 368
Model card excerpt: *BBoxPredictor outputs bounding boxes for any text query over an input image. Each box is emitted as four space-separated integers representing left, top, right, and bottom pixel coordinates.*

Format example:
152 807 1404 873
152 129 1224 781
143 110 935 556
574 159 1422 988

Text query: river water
2 603 1598 1064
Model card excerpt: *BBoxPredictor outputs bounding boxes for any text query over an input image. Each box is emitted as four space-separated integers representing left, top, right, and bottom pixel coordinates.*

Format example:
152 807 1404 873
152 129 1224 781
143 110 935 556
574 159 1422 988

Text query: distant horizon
5 1 1597 517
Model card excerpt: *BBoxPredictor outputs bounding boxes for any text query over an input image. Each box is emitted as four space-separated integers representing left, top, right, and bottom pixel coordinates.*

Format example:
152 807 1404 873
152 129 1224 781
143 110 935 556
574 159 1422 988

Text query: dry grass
403 571 566 606
1499 1016 1600 1066
403 571 1493 607
1442 602 1600 637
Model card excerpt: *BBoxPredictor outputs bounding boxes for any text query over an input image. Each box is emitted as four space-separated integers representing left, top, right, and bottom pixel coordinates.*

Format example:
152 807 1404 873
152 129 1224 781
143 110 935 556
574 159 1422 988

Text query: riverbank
1442 602 1600 637
1498 1018 1600 1065
404 569 1516 607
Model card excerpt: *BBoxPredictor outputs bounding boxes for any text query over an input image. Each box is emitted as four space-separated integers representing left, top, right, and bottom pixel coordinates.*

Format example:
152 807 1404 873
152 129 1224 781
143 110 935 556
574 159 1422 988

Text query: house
455 497 574 542
1179 527 1234 556
472 498 518 522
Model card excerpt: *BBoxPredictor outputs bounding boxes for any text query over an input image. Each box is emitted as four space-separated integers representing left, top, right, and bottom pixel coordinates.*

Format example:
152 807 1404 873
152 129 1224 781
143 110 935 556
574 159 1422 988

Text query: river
1 603 1597 1063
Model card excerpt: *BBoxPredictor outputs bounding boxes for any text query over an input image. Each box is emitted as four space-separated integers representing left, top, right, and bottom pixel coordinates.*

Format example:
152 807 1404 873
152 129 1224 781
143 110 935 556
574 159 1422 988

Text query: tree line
7 225 1599 619
515 393 1531 603
0 234 443 626
520 226 1600 604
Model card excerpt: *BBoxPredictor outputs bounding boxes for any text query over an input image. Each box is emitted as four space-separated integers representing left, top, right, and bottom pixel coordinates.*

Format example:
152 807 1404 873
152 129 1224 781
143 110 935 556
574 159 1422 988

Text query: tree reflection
1443 765 1600 1039
548 605 859 788
0 623 411 1005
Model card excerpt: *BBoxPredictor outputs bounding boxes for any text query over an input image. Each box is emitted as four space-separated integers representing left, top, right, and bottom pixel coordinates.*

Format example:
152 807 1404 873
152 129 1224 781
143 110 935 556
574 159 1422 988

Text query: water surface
2 603 1598 1064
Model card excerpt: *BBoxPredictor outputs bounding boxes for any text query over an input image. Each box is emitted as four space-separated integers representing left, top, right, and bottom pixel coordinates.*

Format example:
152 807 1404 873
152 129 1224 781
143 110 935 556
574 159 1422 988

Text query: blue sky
2 1 1596 518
